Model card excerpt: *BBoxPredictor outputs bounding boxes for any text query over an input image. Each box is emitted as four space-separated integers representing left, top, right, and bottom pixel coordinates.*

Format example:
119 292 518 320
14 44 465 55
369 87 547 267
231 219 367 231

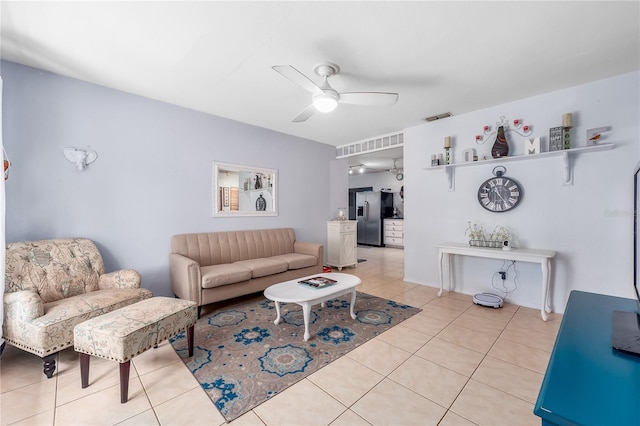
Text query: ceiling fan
272 62 399 122
388 158 404 181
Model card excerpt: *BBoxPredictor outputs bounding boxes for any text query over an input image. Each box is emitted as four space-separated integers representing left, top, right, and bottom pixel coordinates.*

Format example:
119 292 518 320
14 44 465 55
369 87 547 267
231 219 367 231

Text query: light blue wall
2 61 339 297
404 71 640 313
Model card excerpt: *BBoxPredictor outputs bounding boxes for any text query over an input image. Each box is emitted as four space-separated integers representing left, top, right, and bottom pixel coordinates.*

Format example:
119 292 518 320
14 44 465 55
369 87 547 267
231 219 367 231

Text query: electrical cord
491 260 519 299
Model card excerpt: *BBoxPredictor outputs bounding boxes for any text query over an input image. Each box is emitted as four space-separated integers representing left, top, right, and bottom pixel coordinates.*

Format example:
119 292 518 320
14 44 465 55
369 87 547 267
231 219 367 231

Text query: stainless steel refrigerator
356 191 394 246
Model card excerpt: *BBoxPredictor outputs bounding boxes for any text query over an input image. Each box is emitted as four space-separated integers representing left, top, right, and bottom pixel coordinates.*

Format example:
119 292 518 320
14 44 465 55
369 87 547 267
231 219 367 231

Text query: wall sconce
64 147 98 171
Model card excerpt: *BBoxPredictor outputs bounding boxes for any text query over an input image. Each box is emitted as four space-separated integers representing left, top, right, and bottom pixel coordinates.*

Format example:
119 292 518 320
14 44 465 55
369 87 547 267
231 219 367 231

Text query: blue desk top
534 291 640 426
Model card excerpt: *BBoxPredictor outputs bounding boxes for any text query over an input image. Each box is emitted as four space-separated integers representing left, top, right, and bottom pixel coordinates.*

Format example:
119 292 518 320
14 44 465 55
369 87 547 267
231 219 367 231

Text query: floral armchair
2 238 152 377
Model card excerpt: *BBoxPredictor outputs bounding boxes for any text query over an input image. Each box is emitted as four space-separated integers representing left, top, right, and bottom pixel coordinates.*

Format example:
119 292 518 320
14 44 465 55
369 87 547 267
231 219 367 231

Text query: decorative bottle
491 126 509 158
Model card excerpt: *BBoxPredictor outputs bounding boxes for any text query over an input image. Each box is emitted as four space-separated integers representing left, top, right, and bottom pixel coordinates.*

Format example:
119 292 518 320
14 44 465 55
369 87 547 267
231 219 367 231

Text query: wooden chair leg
187 325 194 357
42 353 57 378
119 361 131 403
79 353 90 388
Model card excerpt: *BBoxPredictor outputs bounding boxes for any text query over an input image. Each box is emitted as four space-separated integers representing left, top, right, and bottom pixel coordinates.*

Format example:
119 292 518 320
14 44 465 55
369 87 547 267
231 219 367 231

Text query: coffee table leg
273 301 282 325
302 302 311 341
349 290 357 319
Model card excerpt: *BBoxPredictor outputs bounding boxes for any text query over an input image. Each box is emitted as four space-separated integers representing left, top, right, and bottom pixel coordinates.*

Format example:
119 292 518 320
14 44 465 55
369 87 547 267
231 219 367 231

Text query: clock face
478 176 522 212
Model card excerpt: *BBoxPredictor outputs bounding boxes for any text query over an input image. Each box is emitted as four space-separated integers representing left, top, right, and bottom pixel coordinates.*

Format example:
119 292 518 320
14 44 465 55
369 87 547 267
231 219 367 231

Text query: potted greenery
465 222 510 248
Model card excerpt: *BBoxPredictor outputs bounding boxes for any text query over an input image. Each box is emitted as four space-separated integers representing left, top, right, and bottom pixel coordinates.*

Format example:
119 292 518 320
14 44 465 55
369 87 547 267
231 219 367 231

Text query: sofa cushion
234 258 288 278
171 229 297 267
201 264 252 289
271 253 318 270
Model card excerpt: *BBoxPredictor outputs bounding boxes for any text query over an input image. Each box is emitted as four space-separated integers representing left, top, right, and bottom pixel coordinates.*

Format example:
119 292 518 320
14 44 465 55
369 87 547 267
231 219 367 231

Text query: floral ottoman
73 297 197 403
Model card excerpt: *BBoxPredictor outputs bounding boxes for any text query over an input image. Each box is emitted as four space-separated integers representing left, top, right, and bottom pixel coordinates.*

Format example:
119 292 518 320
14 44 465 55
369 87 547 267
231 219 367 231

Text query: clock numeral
508 197 517 204
494 203 503 211
489 181 496 188
495 178 503 186
510 191 520 197
509 184 518 191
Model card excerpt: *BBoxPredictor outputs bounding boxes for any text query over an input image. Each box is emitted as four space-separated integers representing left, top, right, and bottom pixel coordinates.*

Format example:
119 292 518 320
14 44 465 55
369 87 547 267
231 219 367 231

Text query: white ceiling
1 1 638 172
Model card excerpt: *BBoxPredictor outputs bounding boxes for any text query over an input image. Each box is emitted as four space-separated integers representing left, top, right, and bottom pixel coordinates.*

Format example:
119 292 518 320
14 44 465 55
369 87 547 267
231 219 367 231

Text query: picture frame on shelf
549 127 563 151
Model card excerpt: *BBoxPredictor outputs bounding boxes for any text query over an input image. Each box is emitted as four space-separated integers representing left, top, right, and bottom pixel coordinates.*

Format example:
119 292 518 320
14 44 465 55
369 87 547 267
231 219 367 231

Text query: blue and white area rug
170 291 420 421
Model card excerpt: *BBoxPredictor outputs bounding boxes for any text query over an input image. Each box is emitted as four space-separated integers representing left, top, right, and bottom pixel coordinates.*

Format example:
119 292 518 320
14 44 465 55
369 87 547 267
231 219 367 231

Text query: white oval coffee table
263 272 361 341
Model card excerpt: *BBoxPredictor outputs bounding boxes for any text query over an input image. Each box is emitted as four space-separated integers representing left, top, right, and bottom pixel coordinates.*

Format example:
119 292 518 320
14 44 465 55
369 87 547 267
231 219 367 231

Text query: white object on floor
473 293 504 308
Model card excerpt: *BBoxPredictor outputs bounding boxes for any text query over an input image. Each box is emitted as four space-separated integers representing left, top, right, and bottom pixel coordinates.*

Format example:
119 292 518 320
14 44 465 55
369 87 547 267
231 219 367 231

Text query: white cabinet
327 220 357 271
384 219 404 248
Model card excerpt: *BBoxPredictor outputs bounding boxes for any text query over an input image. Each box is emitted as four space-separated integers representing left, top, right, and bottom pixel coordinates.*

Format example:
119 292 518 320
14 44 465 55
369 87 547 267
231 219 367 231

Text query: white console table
436 242 556 321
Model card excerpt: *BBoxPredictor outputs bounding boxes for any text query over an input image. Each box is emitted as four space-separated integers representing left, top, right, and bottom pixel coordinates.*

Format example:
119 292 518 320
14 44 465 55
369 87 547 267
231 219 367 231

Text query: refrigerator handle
364 200 369 221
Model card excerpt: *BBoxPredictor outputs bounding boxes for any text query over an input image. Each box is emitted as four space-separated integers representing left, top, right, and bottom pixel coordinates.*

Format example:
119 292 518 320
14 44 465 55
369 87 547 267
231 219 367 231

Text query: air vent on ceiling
424 112 452 122
335 131 403 158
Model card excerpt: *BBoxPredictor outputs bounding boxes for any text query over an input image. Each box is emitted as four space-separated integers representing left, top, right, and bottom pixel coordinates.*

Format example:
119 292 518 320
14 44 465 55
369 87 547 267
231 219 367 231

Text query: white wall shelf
424 143 614 191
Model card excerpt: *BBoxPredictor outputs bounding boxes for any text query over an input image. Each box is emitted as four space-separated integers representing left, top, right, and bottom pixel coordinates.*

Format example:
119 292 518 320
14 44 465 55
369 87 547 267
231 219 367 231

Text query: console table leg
540 259 551 321
438 249 444 296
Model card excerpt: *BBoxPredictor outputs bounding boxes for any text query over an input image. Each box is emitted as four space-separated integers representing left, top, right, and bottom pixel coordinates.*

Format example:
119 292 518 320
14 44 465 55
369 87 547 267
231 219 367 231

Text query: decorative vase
256 193 266 211
491 126 509 158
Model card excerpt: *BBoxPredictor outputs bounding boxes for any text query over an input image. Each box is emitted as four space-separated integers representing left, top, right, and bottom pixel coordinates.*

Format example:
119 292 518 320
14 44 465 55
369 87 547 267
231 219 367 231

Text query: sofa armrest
170 253 202 305
294 241 324 262
4 290 44 322
98 269 142 290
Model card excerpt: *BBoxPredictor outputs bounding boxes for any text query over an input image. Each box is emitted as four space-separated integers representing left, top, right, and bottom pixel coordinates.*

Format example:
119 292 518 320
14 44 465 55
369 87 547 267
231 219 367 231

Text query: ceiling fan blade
272 65 323 95
338 92 399 106
291 104 316 122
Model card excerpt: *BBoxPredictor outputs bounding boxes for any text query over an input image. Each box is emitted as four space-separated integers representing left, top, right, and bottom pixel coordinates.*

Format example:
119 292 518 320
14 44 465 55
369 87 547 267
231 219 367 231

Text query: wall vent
424 112 452 122
336 131 403 158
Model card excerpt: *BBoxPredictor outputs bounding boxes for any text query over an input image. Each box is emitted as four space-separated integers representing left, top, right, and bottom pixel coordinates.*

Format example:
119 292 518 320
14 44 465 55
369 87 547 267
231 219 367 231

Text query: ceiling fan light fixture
312 91 339 113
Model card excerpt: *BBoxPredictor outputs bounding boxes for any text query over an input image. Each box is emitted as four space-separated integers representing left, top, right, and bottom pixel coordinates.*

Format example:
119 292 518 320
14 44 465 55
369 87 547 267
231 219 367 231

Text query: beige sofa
2 238 152 378
170 228 323 316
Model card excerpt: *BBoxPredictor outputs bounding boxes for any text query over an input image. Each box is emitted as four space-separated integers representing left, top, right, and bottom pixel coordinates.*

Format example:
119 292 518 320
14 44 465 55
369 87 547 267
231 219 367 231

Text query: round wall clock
477 166 522 212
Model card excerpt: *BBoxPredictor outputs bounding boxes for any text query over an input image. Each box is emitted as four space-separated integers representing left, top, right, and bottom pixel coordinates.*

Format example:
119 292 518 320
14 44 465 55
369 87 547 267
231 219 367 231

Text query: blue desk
534 291 640 426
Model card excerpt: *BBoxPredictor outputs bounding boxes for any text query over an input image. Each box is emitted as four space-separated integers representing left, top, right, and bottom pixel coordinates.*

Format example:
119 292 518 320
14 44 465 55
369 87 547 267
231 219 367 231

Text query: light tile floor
0 247 562 426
